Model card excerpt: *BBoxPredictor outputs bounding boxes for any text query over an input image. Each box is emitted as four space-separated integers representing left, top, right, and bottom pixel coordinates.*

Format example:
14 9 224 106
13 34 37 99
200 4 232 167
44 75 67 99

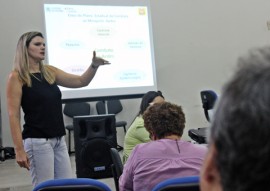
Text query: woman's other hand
15 149 30 170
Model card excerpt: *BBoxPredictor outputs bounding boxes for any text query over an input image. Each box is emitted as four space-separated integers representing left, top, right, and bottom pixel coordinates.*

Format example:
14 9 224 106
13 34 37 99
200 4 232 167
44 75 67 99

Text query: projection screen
43 0 156 101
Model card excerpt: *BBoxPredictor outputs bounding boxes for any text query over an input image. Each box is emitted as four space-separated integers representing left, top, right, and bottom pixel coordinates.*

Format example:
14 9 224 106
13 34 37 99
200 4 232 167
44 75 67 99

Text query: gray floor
0 154 116 191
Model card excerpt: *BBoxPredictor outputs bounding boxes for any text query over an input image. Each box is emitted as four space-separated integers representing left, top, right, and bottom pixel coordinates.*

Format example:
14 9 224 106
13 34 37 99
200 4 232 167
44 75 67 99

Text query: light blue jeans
24 137 73 187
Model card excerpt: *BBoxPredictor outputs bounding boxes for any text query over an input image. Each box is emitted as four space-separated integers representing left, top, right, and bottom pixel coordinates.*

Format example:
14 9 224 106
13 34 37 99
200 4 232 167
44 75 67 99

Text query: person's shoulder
8 71 20 82
44 64 57 72
134 116 144 127
185 142 208 152
8 70 18 77
137 115 144 122
134 140 171 158
7 70 23 87
132 141 150 151
128 116 144 130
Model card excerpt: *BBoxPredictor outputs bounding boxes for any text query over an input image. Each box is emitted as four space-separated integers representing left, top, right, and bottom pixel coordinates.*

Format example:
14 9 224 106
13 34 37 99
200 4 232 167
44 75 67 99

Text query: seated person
200 46 270 191
122 91 165 164
119 102 208 191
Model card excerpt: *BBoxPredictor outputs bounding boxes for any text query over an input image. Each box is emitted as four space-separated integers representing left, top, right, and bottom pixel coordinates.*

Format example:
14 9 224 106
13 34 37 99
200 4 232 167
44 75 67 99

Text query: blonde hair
13 31 55 87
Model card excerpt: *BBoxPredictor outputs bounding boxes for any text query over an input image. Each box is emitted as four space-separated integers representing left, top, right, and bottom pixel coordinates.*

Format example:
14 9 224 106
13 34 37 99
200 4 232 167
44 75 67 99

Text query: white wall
1 0 270 146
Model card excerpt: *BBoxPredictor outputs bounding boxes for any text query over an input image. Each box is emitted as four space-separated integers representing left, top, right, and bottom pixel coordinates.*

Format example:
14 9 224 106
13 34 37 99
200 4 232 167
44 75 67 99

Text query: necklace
30 73 42 82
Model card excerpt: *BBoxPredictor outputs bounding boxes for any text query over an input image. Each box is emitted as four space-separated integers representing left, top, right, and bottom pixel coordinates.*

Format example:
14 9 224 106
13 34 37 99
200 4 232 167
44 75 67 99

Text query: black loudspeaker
73 114 117 179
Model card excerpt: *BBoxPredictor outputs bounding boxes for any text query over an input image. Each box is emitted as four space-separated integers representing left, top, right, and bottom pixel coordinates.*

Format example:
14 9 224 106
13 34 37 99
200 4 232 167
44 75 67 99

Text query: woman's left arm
52 51 110 88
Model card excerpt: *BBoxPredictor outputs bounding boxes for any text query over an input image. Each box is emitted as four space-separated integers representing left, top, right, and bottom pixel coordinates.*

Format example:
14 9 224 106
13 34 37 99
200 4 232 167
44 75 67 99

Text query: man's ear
200 144 222 191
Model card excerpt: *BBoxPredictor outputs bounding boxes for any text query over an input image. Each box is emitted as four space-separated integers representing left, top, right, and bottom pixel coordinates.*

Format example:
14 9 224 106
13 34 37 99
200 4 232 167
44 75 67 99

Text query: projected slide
44 3 156 99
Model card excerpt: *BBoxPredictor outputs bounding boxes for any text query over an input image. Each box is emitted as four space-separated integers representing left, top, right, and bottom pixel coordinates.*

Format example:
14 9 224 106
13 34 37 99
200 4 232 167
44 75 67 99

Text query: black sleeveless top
21 73 66 139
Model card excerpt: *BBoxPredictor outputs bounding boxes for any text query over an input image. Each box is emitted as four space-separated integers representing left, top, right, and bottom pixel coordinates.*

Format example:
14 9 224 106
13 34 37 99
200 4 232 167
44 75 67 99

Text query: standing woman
6 31 110 187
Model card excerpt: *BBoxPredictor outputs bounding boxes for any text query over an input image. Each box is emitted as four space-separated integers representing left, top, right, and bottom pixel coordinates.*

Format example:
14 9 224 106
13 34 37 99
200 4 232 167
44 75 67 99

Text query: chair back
107 100 123 114
152 176 200 191
33 178 112 191
96 100 123 115
63 102 91 118
188 90 217 144
200 90 218 122
110 148 123 191
96 101 106 115
110 148 123 176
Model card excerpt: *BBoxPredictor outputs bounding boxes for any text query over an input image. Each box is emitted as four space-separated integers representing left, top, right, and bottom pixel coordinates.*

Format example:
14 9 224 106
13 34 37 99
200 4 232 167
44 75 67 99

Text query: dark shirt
21 73 66 139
